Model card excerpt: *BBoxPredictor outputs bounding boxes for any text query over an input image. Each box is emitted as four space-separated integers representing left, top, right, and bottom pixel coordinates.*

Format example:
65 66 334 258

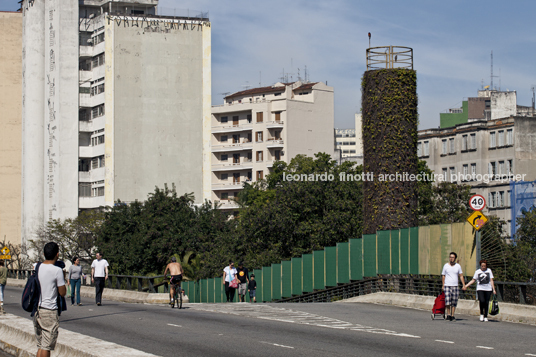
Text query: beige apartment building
334 113 363 159
211 81 334 211
418 116 536 236
0 11 22 246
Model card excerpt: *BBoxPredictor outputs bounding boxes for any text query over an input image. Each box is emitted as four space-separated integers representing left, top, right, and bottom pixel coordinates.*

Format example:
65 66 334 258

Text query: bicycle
168 278 183 309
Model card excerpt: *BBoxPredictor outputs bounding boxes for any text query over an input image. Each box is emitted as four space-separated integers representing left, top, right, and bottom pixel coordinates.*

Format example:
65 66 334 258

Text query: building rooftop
224 82 319 99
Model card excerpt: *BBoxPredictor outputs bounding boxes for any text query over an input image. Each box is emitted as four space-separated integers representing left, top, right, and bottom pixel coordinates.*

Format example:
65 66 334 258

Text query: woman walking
223 261 238 302
464 259 496 322
68 257 85 306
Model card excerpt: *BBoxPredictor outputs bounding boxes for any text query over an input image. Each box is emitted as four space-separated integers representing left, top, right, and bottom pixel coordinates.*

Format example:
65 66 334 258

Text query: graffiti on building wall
107 16 210 32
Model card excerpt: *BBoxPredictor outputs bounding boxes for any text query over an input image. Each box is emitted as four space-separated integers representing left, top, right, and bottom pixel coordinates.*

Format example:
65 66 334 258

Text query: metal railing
366 46 413 70
277 275 536 305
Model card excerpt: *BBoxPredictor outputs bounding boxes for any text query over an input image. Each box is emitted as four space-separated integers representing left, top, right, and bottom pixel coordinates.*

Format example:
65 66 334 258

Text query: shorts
249 290 256 298
444 286 459 307
33 308 59 351
170 275 182 285
238 283 247 295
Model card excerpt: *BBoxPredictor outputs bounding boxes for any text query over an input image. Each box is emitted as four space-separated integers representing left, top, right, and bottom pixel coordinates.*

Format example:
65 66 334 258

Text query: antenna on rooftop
242 81 250 90
490 51 499 90
304 65 309 83
259 71 262 87
531 85 535 116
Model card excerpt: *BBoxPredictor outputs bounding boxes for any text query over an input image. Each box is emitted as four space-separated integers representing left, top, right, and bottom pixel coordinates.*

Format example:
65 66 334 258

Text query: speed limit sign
469 194 486 211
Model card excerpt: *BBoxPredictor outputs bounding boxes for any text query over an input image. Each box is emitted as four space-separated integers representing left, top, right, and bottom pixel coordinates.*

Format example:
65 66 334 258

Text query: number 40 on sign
469 194 486 211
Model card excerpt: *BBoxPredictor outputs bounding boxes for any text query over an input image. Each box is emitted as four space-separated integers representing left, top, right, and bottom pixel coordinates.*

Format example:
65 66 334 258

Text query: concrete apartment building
334 113 363 159
418 115 536 236
20 0 211 243
211 81 334 211
0 11 22 246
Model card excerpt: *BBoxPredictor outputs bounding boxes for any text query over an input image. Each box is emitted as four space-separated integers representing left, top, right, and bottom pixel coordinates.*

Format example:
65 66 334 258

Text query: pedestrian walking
463 259 496 322
67 257 85 306
441 252 466 321
236 262 249 302
0 260 7 314
248 274 257 303
223 260 238 302
34 242 66 357
91 252 109 306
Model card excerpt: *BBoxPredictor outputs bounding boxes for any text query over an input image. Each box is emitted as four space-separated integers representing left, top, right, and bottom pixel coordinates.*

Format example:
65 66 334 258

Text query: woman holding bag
463 259 496 322
223 261 238 302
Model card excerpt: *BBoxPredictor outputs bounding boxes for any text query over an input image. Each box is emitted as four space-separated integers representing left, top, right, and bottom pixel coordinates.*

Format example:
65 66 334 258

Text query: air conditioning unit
89 13 95 19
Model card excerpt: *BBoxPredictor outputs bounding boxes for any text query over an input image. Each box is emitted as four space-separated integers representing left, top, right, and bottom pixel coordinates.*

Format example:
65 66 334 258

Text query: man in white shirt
34 242 66 357
441 252 466 321
91 252 109 306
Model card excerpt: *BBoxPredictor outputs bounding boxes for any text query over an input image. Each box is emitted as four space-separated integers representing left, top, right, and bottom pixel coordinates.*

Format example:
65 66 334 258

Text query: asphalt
2 286 536 357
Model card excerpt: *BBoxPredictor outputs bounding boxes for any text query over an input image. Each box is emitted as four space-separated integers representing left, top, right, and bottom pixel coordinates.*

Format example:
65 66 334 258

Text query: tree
508 207 536 281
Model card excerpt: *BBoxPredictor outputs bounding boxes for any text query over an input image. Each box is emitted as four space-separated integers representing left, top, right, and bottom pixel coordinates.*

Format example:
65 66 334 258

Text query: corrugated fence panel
409 226 419 274
440 224 452 275
291 257 302 296
418 226 430 275
363 234 377 277
391 229 400 275
272 263 282 300
325 246 337 287
262 266 271 302
302 254 313 293
208 278 214 303
464 222 476 273
399 228 409 274
313 250 325 290
336 242 350 284
254 269 263 302
349 238 363 281
215 277 222 303
201 279 208 303
429 225 442 275
377 230 391 275
281 260 292 298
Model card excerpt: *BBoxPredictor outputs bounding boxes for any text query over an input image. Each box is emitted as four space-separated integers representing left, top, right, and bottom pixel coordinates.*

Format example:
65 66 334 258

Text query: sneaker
97 302 101 306
484 317 488 322
78 303 83 306
446 315 451 321
480 315 484 322
451 316 456 321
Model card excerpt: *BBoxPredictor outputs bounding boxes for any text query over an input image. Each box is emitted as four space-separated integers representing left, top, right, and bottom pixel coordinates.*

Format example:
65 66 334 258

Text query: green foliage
507 207 536 281
419 181 472 225
361 68 419 233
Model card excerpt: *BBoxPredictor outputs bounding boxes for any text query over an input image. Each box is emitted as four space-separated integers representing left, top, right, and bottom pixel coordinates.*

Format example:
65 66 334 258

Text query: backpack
22 262 41 317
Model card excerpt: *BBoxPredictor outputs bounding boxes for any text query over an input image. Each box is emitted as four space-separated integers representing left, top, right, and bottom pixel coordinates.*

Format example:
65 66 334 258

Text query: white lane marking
435 340 454 344
476 346 494 350
524 354 536 356
167 323 182 328
260 341 294 349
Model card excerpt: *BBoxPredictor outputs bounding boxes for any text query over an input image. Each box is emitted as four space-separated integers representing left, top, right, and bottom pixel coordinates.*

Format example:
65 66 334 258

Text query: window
462 135 468 151
442 168 448 179
221 116 228 123
498 191 505 208
131 9 144 15
233 116 239 126
275 150 281 160
498 161 505 175
79 159 90 172
507 159 513 174
91 53 105 68
79 183 91 197
247 114 252 123
90 78 105 96
92 186 104 197
463 164 468 176
274 111 281 122
232 134 239 144
489 161 496 176
256 112 263 123
221 154 228 161
92 32 104 46
449 138 455 154
442 139 447 155
247 171 252 181
274 93 281 97
470 134 476 149
498 130 505 147
423 141 429 156
233 173 240 183
471 163 476 176
488 192 496 208
221 135 228 142
221 173 228 181
489 132 496 148
417 142 422 157
91 135 105 146
256 131 263 142
256 151 263 162
506 190 511 207
507 129 513 145
91 104 105 119
221 192 229 200
449 167 455 182
256 170 263 180
91 155 105 169
233 153 240 164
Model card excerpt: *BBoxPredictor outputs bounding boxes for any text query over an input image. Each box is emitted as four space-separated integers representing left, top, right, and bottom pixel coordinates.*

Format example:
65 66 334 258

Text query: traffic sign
469 194 486 211
0 246 11 260
467 210 488 230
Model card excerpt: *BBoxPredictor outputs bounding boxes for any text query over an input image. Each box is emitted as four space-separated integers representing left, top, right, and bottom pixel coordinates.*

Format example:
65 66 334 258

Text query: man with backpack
34 242 66 357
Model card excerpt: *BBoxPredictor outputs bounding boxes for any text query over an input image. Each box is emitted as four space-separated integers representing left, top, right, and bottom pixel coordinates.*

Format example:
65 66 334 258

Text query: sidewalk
337 292 536 325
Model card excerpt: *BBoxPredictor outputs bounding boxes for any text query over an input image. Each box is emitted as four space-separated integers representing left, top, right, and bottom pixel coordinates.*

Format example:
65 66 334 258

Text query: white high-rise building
20 0 211 243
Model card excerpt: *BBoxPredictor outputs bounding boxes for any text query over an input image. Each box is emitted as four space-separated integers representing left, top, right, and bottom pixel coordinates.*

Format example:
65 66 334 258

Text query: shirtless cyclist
164 257 184 306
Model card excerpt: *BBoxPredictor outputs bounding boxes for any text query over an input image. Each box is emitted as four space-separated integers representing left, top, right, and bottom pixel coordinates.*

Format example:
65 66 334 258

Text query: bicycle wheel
178 288 183 309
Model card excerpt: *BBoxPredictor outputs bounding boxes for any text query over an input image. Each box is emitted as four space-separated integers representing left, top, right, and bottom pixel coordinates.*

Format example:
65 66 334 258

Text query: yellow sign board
467 210 488 230
0 246 11 260
0 255 10 260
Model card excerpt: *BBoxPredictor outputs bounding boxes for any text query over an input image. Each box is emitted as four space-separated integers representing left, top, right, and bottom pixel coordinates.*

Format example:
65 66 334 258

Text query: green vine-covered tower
362 47 418 234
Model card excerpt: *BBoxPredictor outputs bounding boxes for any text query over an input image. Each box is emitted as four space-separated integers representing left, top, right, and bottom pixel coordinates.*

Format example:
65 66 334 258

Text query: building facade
20 0 211 243
418 116 536 235
334 113 363 159
211 81 334 211
0 11 23 246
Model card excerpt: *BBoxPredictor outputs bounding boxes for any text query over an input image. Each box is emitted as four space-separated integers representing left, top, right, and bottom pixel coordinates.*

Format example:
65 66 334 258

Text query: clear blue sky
3 0 535 129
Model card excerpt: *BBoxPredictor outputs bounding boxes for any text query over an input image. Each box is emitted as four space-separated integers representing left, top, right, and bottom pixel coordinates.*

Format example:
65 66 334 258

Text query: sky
3 0 536 130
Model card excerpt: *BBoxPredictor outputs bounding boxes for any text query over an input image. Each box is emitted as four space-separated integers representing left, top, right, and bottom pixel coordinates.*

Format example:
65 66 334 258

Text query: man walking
34 242 66 357
236 262 249 302
91 252 109 306
0 260 7 314
442 252 465 321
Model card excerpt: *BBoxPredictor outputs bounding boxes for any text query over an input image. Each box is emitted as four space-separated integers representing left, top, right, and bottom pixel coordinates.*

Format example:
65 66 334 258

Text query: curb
0 313 158 357
337 292 536 325
7 278 189 305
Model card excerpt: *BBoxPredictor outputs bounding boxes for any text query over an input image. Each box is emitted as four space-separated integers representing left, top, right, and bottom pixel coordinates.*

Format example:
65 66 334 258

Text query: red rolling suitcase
431 292 446 320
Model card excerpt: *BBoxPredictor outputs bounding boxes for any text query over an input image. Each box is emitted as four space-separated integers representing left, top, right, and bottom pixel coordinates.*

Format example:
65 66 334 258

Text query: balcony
79 144 105 158
79 119 92 132
211 123 253 133
266 139 284 148
78 171 90 182
80 93 91 108
79 70 92 83
211 182 246 191
212 142 253 152
216 200 241 210
79 196 106 209
266 120 284 128
212 160 253 171
79 45 93 58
